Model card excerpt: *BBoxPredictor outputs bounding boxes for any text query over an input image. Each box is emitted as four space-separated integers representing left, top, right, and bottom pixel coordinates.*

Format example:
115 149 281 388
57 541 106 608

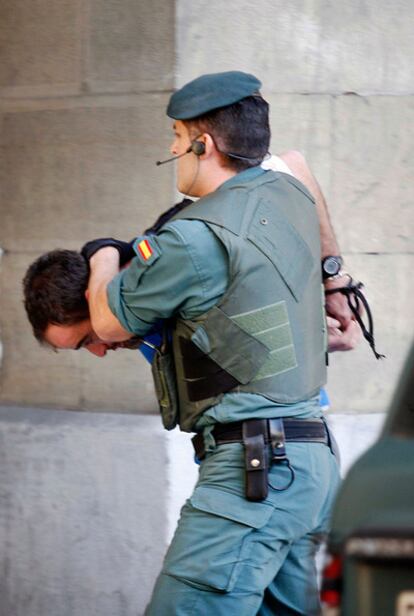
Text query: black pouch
242 419 269 501
150 327 179 430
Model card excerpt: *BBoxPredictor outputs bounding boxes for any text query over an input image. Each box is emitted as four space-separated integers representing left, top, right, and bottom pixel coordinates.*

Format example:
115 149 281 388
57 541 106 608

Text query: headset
156 138 263 166
156 140 205 166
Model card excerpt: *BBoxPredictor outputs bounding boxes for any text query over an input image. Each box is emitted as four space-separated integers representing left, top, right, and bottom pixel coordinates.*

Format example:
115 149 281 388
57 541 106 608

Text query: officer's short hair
23 250 89 343
185 95 271 172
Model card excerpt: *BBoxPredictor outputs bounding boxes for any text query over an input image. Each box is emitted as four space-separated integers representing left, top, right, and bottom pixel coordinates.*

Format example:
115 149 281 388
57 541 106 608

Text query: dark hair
185 95 271 172
23 250 89 343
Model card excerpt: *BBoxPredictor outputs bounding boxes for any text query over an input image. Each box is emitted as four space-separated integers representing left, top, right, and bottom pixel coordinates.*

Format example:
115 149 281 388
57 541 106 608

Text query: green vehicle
321 344 414 616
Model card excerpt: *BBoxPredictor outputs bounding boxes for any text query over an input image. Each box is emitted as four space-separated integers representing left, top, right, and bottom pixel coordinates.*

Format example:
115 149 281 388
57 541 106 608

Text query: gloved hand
81 238 135 266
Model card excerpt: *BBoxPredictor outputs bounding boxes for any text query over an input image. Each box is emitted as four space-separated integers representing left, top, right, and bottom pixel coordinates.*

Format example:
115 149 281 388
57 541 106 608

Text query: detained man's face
170 120 201 196
44 319 139 356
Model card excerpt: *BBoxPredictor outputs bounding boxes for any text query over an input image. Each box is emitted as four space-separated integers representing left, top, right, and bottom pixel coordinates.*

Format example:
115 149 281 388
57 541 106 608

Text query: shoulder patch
133 236 161 266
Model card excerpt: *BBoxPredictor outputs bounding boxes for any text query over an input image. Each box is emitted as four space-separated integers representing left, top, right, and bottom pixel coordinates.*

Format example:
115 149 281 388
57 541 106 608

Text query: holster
151 325 179 431
242 419 269 501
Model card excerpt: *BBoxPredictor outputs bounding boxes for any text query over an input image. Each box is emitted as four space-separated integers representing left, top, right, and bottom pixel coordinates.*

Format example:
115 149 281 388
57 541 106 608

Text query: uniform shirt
107 168 322 437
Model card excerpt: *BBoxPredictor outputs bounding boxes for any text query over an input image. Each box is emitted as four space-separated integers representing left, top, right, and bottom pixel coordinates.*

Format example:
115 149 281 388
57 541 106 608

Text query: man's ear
202 133 216 158
85 288 90 301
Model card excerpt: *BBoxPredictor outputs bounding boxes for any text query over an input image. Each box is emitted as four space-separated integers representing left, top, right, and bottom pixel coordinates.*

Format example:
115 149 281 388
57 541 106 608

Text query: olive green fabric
172 169 327 432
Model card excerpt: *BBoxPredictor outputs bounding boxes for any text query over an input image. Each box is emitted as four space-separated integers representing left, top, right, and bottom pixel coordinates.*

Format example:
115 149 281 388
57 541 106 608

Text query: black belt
193 418 332 502
214 417 328 445
192 417 329 462
192 418 331 502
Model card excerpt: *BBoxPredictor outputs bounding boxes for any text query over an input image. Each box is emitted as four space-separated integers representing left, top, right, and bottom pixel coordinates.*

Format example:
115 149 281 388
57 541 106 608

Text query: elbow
91 313 127 343
91 315 112 342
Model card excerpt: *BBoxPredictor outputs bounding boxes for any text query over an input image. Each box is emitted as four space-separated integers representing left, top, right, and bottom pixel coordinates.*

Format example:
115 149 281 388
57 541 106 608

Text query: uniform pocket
163 486 274 592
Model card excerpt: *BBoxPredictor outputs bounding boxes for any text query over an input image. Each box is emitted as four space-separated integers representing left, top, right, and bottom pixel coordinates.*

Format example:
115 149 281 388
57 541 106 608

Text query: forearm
308 179 340 258
280 150 362 352
88 247 132 342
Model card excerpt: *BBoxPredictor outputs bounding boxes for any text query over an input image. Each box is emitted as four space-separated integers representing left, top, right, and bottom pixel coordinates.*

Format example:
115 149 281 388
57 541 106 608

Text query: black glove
81 238 135 266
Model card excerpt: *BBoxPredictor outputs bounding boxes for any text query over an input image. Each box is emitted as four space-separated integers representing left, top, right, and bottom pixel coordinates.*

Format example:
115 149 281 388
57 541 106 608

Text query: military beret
167 71 262 120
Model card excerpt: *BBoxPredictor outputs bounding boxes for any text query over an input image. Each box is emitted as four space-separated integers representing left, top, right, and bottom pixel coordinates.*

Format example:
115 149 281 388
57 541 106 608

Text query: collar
217 166 266 192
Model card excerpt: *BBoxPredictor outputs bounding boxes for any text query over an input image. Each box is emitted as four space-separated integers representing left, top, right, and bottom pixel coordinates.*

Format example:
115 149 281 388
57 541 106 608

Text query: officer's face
44 319 132 356
170 120 200 196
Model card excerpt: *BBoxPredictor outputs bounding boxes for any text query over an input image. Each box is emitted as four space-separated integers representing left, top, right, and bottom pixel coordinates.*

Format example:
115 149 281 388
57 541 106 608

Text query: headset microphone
156 140 205 166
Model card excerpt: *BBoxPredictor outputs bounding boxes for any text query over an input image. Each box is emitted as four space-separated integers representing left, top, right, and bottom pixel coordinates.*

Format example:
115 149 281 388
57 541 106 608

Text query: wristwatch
321 256 343 280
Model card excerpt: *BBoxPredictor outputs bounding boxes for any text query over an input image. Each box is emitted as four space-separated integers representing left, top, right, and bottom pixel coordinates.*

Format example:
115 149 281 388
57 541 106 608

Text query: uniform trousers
146 439 340 615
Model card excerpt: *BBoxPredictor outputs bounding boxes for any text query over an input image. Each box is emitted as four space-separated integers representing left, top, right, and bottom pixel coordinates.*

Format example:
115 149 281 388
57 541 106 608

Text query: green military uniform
107 72 340 615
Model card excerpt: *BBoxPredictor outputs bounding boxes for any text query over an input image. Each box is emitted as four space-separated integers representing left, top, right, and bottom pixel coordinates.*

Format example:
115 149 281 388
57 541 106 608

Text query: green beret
167 71 262 120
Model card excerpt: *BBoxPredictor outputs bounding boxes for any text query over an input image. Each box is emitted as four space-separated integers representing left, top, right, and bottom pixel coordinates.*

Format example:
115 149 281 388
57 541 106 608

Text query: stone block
87 0 174 92
329 96 414 254
0 407 167 616
176 0 414 94
267 94 333 195
0 95 174 253
0 0 81 90
326 253 414 414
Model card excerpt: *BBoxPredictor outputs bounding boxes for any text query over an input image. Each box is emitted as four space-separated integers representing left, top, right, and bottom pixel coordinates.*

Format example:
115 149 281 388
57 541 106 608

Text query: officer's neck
195 164 237 198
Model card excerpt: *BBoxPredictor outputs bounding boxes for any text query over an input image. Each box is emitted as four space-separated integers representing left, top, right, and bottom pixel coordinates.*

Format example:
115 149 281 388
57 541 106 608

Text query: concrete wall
0 1 413 614
0 407 168 616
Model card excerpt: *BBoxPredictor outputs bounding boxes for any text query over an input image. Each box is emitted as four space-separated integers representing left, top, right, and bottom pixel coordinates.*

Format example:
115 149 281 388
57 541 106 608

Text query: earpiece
190 140 205 156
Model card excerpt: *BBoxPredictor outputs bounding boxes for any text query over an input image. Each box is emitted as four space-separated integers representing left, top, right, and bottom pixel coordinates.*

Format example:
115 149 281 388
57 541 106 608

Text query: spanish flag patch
137 239 153 260
133 236 160 266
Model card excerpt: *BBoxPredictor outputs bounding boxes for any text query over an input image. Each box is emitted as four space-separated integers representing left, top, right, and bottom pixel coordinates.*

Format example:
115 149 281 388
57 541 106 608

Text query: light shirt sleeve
107 220 229 335
261 154 294 176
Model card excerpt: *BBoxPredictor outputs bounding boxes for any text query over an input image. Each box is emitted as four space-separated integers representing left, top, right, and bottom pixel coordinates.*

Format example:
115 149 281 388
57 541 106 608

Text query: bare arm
279 150 361 351
87 247 132 342
279 150 340 256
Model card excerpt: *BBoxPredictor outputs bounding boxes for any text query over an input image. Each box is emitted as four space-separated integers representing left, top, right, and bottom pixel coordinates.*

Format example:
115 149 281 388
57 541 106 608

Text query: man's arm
85 221 229 345
279 150 361 352
87 246 132 342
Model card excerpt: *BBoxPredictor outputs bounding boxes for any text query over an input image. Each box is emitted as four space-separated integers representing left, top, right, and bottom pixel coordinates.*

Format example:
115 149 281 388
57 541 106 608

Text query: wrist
324 271 351 288
321 255 343 280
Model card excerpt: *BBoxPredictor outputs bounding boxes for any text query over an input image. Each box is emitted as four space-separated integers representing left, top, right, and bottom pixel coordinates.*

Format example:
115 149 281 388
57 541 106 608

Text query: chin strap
325 277 385 360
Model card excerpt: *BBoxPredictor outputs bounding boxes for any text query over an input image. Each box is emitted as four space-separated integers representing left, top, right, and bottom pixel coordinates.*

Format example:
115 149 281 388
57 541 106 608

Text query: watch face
322 256 342 278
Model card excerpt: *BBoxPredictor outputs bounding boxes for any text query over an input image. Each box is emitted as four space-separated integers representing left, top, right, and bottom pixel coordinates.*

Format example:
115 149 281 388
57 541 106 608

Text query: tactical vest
154 170 327 433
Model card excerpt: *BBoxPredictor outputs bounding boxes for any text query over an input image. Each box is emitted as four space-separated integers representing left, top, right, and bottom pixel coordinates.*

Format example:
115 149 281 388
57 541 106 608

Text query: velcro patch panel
231 301 297 380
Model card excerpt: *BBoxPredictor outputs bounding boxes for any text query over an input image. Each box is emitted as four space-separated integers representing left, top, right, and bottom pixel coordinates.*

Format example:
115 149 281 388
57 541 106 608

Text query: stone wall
1 0 412 414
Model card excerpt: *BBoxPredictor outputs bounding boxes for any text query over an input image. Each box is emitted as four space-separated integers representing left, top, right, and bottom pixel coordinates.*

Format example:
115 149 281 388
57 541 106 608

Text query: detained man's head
23 250 139 356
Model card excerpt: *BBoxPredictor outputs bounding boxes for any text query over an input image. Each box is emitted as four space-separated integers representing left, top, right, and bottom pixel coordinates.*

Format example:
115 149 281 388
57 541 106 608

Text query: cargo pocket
163 486 274 592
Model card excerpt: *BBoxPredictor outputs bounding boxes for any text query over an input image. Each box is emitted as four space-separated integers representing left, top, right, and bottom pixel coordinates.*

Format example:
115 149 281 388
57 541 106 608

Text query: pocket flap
190 486 274 529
